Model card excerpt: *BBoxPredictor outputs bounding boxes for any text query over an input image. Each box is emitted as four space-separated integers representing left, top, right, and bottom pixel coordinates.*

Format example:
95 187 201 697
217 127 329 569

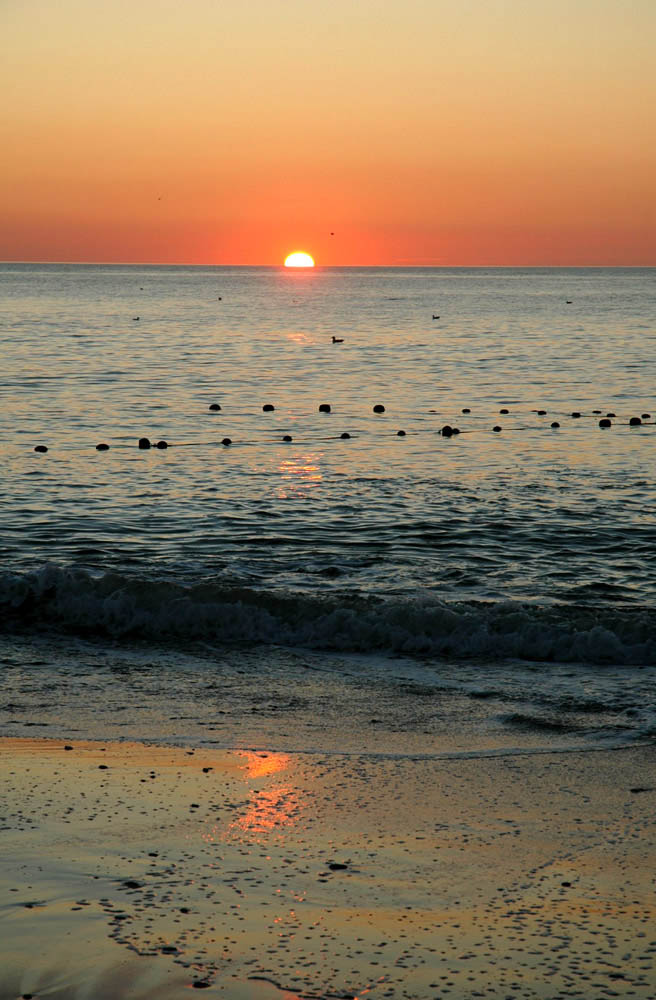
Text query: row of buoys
207 401 652 420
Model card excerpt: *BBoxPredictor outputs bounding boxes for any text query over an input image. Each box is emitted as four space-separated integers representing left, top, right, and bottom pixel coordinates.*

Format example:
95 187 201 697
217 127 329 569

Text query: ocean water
1 263 655 752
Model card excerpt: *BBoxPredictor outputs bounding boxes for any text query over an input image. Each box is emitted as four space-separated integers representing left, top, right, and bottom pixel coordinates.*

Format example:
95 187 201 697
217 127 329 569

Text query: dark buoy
221 437 232 446
319 404 331 413
34 445 48 453
499 408 509 415
606 412 616 418
208 403 221 411
155 440 168 449
629 416 642 426
397 429 406 436
462 407 471 414
599 418 612 428
282 434 292 442
536 410 547 416
373 404 385 413
262 404 275 412
95 443 109 451
138 438 151 449
571 412 581 418
551 421 560 428
340 432 351 439
493 425 502 432
441 425 453 437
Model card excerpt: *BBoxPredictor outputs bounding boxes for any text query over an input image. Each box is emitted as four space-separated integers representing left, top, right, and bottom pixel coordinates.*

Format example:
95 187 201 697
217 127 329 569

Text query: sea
1 263 655 757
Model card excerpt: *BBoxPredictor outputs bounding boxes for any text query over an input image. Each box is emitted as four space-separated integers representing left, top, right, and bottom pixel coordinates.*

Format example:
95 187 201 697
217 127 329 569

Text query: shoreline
2 736 655 999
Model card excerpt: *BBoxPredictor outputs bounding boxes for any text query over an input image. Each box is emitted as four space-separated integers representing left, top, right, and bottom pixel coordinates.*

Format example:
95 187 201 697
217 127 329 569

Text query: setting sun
284 252 315 268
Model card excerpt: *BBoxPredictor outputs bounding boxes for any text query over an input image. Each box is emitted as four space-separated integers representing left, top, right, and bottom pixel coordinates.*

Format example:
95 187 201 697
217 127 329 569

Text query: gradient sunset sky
2 0 654 265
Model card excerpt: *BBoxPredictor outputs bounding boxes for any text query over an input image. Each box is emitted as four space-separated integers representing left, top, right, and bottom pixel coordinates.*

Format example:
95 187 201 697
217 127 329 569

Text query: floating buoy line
29 405 653 455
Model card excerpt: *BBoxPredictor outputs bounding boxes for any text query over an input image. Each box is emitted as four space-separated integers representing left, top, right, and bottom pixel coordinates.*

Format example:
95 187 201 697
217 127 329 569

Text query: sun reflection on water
277 452 322 499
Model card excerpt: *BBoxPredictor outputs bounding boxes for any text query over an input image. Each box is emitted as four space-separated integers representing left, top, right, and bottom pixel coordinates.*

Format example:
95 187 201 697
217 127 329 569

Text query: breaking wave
2 564 655 666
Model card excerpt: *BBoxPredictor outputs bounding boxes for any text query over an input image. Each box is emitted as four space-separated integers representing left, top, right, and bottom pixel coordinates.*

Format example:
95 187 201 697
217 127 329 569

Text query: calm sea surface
1 264 655 751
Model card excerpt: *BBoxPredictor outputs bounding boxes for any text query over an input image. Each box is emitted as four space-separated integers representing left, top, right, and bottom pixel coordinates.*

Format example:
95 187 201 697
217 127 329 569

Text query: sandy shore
1 737 655 999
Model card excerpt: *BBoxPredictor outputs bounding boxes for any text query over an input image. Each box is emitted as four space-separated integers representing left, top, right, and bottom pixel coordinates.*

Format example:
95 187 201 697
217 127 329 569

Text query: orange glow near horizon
1 1 654 265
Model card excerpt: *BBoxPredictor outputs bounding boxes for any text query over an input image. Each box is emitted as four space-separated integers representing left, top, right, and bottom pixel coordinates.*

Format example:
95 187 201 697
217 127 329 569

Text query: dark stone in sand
373 404 385 413
221 437 232 446
180 906 190 913
319 403 331 412
561 881 572 887
190 803 199 808
551 422 560 428
462 407 471 414
148 851 158 856
441 425 453 437
138 438 151 449
571 411 581 418
34 445 48 453
282 434 292 442
493 425 502 432
161 945 178 954
64 745 74 751
629 416 642 426
98 764 108 769
262 403 275 412
123 880 142 889
155 440 168 449
593 409 602 414
192 981 211 989
208 403 221 411
96 443 109 451
328 862 348 870
499 408 509 414
340 432 351 439
599 418 612 428
397 429 406 436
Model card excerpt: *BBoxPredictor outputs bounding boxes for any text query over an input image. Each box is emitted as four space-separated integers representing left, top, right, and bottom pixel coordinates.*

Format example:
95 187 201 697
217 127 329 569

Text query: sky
1 0 655 265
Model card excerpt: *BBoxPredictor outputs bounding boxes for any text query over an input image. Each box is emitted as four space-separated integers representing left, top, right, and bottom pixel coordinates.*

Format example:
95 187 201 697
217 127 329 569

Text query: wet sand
1 737 655 999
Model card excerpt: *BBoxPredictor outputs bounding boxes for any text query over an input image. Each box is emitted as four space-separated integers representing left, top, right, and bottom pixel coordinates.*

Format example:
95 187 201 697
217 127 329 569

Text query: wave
1 564 655 666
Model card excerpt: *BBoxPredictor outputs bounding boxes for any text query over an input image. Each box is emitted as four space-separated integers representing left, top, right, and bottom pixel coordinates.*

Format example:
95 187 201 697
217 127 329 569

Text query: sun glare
284 251 315 268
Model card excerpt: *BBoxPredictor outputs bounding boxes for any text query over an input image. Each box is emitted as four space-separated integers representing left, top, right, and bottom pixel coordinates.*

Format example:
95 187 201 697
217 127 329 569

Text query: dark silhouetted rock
551 421 560 428
95 443 109 451
319 403 331 413
262 404 275 412
138 438 151 449
441 425 453 437
462 407 471 414
571 412 581 418
599 418 612 428
340 432 351 439
155 440 168 449
629 416 642 426
208 403 221 411
493 425 502 432
373 404 385 413
397 429 406 436
499 408 509 415
221 437 232 446
34 445 48 453
282 435 292 442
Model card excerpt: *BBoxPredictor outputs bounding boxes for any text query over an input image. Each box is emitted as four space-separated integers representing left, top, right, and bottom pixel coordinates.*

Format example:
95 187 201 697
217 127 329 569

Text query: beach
2 735 655 999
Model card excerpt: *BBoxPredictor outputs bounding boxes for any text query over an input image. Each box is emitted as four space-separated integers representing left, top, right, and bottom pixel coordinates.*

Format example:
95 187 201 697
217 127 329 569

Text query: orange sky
1 0 655 265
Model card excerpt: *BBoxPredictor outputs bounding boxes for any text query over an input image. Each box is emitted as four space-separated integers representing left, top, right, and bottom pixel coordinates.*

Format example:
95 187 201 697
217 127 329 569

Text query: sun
284 251 315 268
